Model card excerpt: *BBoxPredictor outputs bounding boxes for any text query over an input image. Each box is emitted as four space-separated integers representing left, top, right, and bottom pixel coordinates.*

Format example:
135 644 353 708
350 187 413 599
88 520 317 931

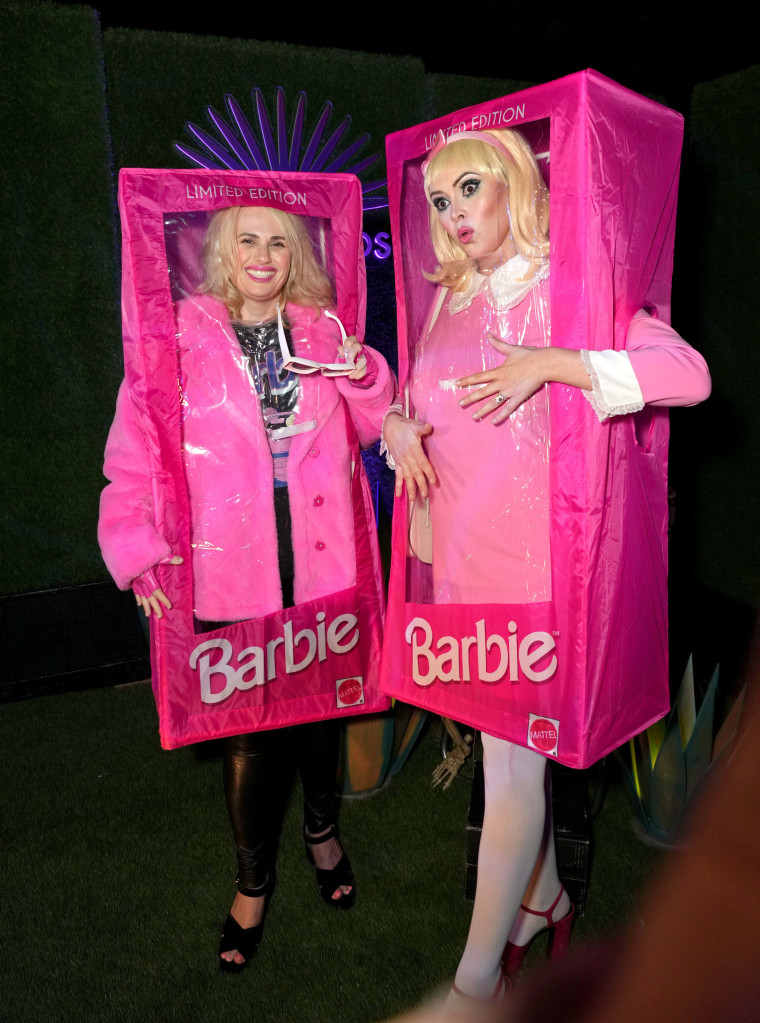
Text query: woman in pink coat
382 129 710 1006
99 205 395 972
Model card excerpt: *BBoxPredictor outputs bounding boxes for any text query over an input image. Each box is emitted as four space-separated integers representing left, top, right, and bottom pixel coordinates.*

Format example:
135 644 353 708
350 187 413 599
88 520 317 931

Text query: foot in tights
452 734 559 998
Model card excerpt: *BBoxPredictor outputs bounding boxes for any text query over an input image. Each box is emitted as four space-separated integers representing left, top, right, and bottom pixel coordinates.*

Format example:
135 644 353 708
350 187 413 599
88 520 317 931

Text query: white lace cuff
581 349 645 422
379 401 404 469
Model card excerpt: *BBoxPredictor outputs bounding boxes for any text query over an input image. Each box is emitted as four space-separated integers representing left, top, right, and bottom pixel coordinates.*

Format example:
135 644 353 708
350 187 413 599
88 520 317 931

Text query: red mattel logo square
336 676 364 708
527 714 559 756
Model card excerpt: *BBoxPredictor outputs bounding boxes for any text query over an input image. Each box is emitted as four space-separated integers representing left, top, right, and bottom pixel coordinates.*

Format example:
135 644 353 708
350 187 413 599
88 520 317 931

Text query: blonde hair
199 205 334 319
423 129 549 291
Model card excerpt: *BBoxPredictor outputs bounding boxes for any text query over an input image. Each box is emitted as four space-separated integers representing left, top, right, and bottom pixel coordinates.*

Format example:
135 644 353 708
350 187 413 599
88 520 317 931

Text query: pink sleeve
290 304 398 445
98 380 173 590
626 310 712 407
344 346 379 389
131 567 161 598
335 344 398 448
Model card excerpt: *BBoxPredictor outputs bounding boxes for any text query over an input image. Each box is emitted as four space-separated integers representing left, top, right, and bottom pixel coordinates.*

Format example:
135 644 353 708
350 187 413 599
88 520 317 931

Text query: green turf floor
0 683 661 1023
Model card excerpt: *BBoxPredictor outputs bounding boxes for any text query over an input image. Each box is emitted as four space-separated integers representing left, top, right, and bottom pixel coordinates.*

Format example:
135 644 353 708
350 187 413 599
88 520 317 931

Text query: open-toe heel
219 876 272 974
303 823 356 910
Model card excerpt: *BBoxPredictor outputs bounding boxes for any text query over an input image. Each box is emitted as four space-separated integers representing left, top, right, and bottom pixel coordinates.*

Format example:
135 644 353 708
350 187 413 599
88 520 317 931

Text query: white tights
452 732 566 998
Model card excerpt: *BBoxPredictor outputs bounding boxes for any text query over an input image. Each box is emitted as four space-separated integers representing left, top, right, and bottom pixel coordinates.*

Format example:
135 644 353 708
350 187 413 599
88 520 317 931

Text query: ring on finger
494 392 507 406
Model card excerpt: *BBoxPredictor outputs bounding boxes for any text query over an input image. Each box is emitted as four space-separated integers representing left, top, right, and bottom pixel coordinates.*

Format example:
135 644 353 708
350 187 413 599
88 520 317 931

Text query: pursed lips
457 227 473 244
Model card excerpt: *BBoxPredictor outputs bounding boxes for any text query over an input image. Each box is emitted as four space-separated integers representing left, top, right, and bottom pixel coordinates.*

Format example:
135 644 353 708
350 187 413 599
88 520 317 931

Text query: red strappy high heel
451 968 510 1003
501 885 575 979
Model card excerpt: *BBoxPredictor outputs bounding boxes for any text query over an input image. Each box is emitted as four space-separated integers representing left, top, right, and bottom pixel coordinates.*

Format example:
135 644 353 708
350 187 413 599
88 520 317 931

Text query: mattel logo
527 714 559 756
336 676 364 708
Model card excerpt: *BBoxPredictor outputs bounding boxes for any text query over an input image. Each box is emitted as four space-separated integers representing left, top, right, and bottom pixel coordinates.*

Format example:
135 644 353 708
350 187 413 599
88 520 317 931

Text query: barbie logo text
191 612 360 704
405 617 557 687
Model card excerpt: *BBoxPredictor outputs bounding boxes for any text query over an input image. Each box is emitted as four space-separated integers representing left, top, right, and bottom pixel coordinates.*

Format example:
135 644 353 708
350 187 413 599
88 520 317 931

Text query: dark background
51 0 756 113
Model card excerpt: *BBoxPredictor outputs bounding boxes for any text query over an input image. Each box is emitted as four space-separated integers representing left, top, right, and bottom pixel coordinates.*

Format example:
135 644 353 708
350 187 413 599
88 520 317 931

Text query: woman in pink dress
383 128 710 1005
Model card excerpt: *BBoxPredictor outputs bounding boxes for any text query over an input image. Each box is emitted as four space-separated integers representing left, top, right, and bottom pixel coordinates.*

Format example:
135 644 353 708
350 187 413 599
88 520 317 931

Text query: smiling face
427 160 515 264
233 206 293 321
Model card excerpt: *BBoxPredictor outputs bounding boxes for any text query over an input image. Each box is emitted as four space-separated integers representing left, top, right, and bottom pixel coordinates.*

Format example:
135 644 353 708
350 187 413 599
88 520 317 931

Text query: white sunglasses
277 304 358 376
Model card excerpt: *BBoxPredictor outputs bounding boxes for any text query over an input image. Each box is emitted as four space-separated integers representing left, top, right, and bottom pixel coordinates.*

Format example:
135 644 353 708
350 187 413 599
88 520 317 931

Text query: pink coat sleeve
336 345 398 447
98 380 173 590
286 303 397 446
626 310 712 407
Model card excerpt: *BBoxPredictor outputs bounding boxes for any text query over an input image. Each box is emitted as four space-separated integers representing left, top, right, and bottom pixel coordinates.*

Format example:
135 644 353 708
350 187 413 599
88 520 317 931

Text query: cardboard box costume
100 170 392 749
380 71 686 769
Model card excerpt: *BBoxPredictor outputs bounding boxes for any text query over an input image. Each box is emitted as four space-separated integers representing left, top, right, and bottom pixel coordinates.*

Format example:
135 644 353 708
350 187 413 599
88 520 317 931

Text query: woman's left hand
457 333 549 423
342 336 367 381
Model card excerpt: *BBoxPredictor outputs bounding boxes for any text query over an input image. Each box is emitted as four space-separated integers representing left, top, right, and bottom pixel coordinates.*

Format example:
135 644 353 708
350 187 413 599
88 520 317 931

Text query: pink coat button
313 495 324 506
315 540 326 550
308 447 320 458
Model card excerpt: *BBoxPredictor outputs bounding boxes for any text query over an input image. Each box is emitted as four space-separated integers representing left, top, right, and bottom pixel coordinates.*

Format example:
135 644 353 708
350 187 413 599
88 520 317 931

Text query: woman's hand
133 555 184 619
342 336 367 381
458 334 591 423
383 411 437 500
457 334 550 423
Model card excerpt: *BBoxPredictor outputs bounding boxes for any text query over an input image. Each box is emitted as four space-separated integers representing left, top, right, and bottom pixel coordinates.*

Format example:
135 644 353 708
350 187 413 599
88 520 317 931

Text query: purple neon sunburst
174 87 389 211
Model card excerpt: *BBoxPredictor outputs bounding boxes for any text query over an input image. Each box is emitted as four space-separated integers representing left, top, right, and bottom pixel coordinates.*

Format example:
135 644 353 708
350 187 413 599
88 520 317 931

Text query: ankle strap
452 971 508 1002
303 823 336 846
519 885 565 924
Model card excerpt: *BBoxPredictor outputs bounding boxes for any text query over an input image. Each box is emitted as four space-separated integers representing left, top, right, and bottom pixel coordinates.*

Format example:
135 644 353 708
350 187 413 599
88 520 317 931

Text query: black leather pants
218 485 340 895
223 717 341 894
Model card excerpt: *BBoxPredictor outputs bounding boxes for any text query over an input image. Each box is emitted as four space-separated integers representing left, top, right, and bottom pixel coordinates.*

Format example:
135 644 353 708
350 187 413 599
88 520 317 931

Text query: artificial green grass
0 683 661 1022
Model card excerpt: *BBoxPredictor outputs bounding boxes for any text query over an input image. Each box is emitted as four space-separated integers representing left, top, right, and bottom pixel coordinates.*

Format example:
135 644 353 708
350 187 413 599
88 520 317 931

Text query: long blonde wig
199 205 334 319
424 129 549 291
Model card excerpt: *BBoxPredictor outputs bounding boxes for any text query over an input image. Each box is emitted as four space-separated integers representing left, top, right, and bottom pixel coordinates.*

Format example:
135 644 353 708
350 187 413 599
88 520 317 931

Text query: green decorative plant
617 656 745 847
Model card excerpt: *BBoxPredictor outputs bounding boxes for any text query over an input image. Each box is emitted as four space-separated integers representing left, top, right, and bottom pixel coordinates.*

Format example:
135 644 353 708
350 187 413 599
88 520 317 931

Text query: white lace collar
448 254 549 315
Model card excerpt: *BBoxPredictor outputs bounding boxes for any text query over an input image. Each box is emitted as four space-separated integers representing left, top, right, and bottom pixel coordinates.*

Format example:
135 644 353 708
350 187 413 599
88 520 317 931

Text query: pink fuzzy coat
98 295 396 621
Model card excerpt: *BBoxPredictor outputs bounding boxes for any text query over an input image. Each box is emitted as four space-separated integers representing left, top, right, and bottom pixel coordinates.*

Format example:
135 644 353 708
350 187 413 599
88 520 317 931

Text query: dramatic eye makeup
430 172 482 213
460 176 481 197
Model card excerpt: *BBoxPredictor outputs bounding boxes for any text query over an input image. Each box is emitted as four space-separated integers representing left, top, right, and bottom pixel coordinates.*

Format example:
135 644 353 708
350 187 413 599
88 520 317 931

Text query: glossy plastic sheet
111 169 389 748
381 71 683 768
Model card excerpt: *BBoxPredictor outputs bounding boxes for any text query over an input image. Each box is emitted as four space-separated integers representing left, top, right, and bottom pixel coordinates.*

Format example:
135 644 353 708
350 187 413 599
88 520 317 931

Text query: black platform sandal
219 877 271 974
303 824 356 910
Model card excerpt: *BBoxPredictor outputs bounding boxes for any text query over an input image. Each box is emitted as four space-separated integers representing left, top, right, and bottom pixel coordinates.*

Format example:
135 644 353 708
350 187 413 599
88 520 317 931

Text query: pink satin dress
409 275 552 605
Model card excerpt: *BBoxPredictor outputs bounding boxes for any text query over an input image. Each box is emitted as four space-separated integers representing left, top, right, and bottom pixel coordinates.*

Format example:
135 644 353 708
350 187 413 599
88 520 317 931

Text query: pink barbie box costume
100 170 392 749
380 72 710 1002
98 171 395 968
381 73 711 768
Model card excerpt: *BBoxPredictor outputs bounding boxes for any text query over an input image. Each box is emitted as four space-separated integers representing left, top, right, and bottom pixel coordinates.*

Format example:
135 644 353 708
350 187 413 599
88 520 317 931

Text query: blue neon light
363 231 392 261
175 87 389 212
